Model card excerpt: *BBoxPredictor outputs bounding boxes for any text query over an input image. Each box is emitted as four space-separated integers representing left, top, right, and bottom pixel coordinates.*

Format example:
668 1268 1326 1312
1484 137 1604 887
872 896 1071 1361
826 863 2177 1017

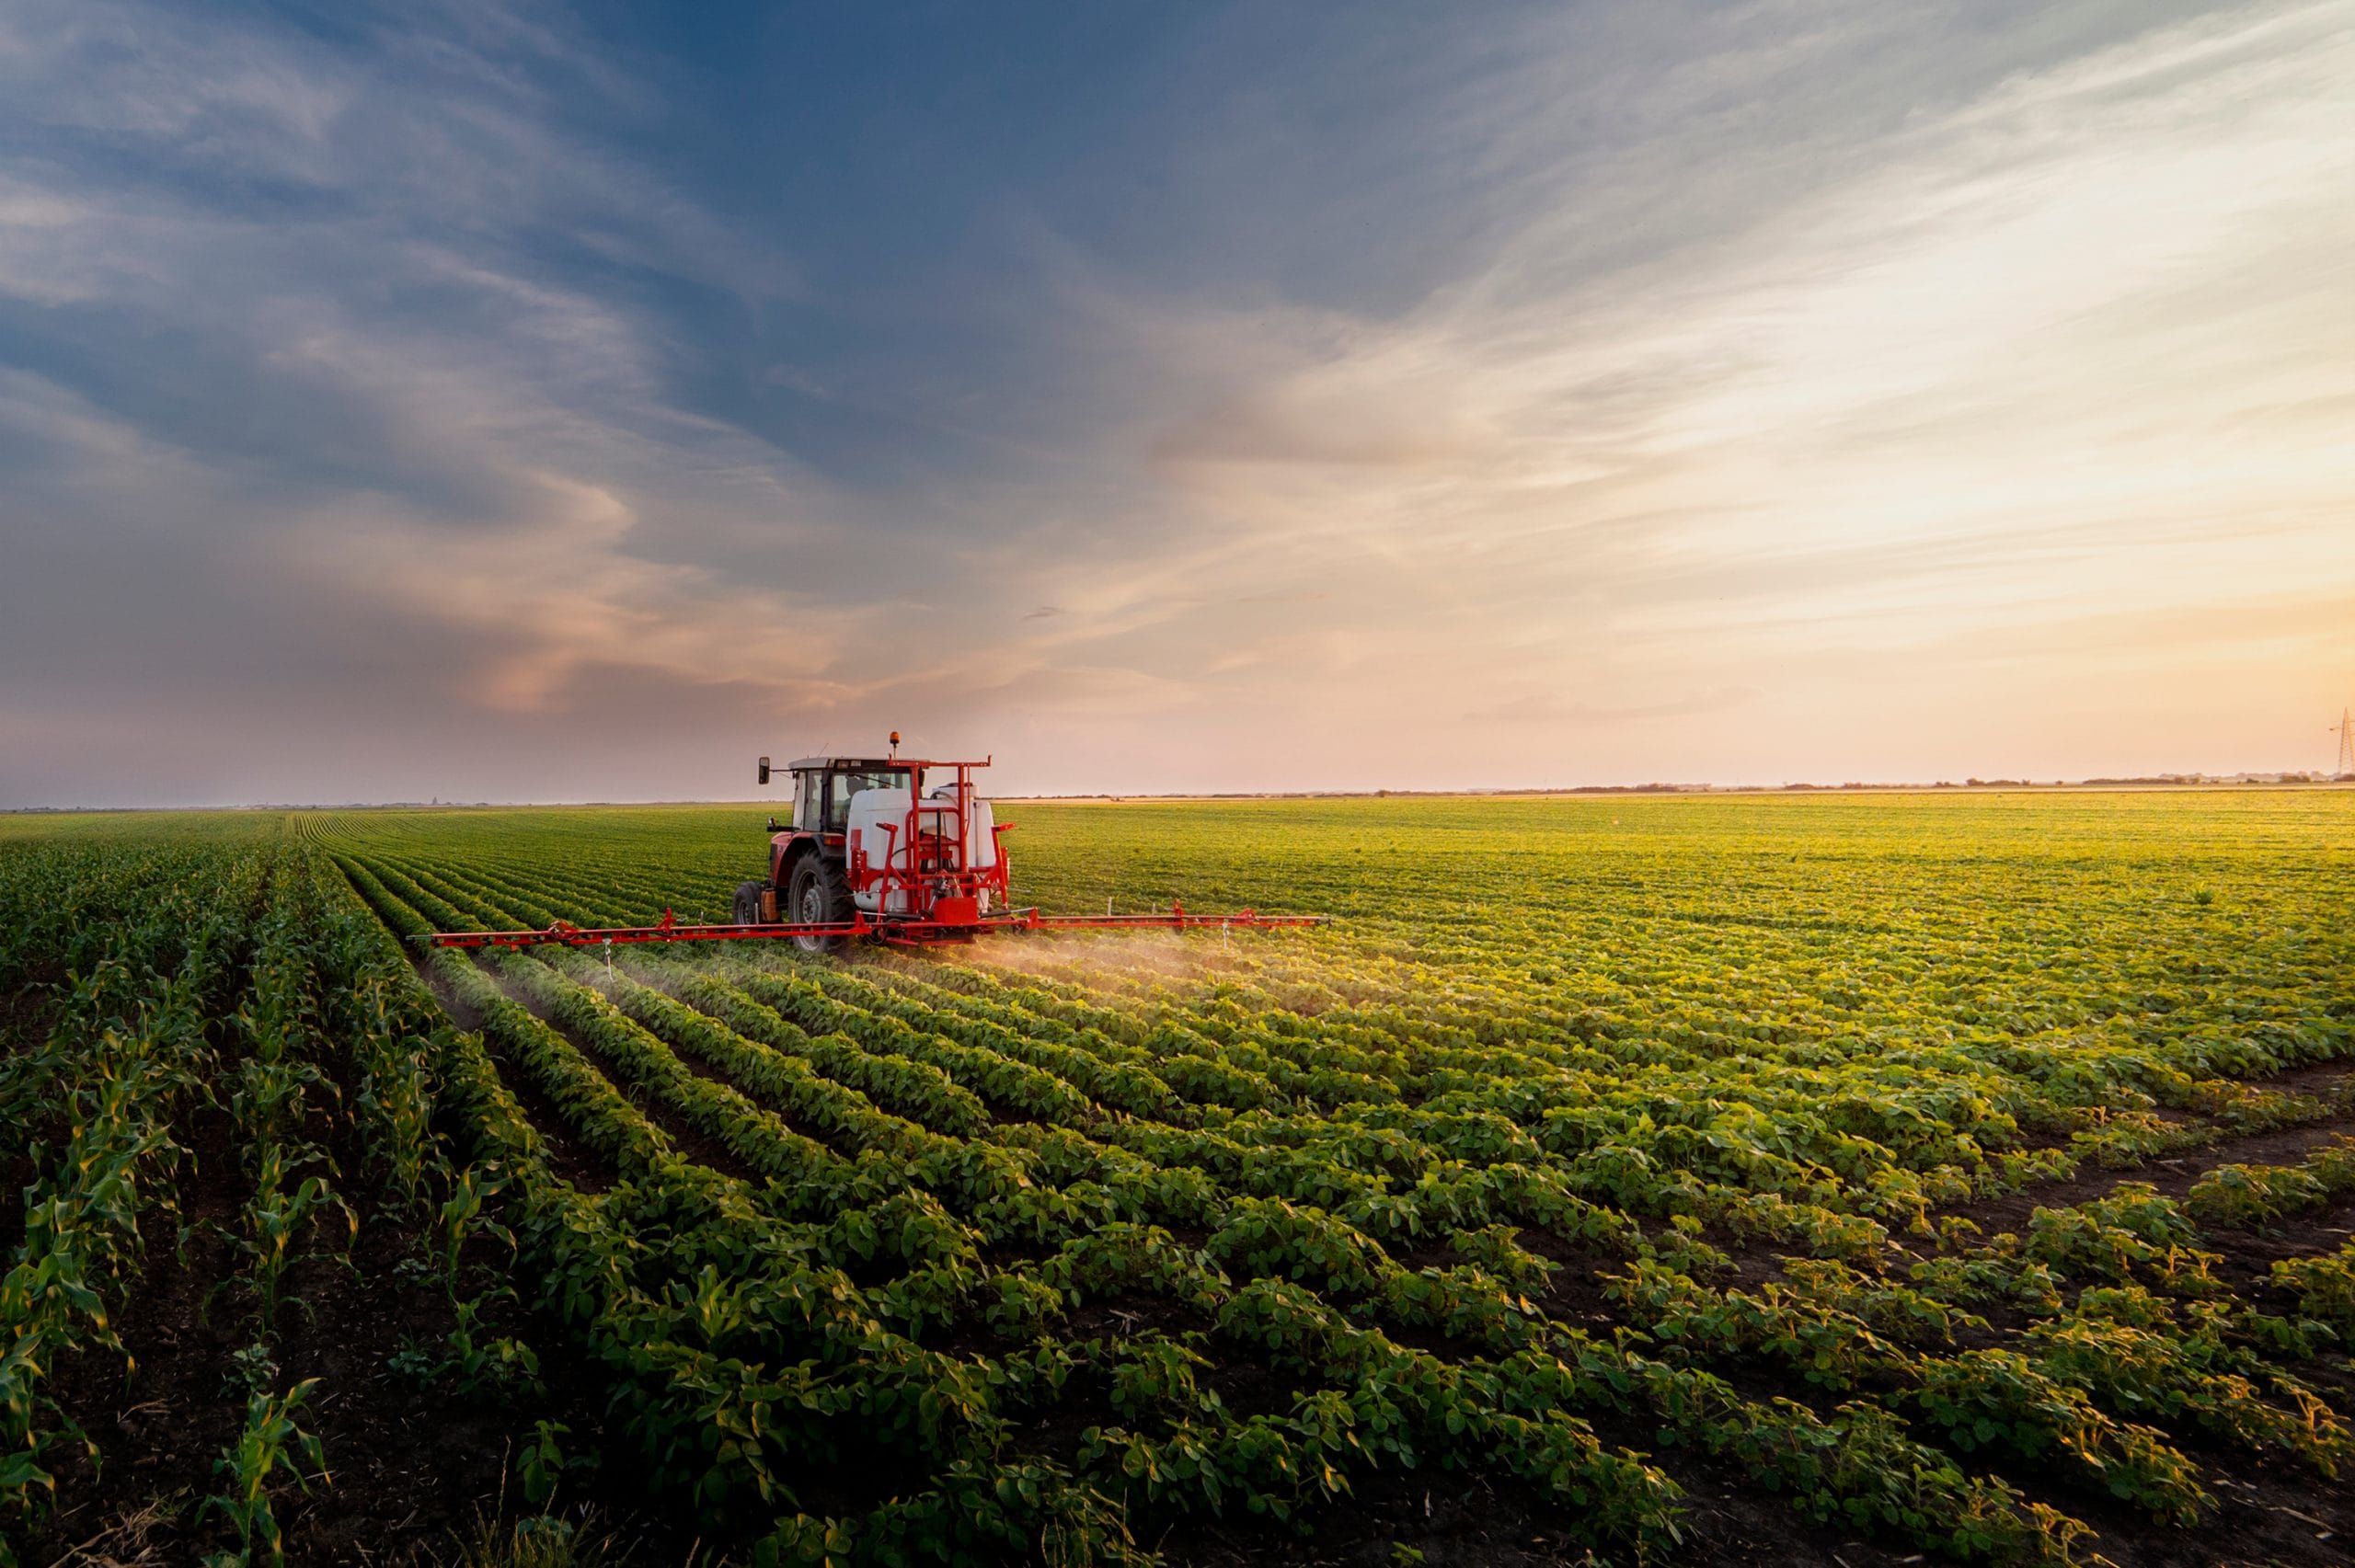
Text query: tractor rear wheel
731 881 766 924
787 856 852 955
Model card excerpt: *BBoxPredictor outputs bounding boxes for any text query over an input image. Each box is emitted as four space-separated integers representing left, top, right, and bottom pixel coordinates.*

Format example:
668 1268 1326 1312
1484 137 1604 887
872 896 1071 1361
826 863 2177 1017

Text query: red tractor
737 742 1008 953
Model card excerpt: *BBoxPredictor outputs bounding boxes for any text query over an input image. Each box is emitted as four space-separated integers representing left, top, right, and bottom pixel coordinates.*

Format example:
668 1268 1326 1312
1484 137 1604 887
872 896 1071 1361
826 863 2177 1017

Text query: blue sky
3 0 2351 804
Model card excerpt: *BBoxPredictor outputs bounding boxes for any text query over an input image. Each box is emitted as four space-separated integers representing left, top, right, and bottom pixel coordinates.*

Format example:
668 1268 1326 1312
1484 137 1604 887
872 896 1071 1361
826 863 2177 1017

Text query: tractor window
824 770 901 831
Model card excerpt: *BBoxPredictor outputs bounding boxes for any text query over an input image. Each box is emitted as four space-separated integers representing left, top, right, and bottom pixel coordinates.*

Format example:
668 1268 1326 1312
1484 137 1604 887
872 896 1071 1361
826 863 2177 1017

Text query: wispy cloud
2 0 2349 802
1017 1 2355 783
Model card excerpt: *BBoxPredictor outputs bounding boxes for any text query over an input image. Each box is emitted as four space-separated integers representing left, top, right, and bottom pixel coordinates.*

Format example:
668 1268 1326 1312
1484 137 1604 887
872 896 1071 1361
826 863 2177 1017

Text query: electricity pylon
2335 707 2355 779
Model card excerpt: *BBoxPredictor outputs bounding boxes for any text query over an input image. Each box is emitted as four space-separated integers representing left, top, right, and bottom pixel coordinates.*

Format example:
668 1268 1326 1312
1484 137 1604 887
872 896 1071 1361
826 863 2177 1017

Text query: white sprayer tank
846 784 998 915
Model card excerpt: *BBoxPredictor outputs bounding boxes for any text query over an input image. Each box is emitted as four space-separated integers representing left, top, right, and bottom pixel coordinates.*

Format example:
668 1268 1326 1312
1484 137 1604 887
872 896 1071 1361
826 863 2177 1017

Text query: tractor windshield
824 769 902 831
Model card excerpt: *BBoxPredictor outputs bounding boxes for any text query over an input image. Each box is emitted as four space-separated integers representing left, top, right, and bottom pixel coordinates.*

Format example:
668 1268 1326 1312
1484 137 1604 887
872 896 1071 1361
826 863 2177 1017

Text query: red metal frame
425 902 1326 950
848 758 1009 920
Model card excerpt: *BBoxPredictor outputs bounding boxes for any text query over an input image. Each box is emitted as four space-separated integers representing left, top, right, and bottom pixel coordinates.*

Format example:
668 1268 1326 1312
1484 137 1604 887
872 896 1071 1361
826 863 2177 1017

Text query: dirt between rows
1954 1177 2355 1568
1679 1065 2355 1293
1668 1061 2355 1568
0 970 57 1052
0 969 62 1262
1938 1066 2355 1243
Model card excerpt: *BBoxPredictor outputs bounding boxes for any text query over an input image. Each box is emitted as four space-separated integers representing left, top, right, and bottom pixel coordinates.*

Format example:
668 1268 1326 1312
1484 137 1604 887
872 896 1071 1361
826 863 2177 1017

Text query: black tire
787 855 853 954
731 880 766 925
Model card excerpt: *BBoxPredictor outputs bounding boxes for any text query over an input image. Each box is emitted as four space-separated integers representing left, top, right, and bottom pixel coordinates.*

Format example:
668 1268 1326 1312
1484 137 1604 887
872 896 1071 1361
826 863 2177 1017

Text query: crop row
325 841 2352 1565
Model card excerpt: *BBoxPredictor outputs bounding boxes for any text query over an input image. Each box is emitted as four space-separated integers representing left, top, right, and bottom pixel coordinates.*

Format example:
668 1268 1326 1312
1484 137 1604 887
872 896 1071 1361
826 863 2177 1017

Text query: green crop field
4 791 2353 1566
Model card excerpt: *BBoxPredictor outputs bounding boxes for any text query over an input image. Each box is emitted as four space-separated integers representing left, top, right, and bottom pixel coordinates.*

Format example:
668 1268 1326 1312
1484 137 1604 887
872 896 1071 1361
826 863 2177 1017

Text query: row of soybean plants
336 854 2128 1566
651 888 2348 1443
878 911 2348 1226
925 935 2355 1544
913 940 2355 1540
302 810 728 930
992 796 2352 1162
838 956 2355 1551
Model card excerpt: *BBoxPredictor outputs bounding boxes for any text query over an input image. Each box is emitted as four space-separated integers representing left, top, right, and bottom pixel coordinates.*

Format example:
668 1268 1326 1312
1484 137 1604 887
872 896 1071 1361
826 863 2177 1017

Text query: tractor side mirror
766 816 781 833
757 756 771 785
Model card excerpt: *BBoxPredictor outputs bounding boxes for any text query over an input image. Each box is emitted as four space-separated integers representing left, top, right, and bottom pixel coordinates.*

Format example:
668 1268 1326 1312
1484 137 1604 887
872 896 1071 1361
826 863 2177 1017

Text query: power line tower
2335 707 2355 779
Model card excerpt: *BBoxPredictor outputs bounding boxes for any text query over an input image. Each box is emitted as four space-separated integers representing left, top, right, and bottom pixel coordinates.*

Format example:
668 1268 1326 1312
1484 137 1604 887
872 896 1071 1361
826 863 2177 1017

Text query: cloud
1094 3 2355 647
3 0 2350 803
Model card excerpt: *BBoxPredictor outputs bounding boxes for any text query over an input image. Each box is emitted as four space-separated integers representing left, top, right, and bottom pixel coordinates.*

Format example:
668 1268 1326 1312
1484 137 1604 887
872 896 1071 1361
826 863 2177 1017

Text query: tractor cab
788 757 910 836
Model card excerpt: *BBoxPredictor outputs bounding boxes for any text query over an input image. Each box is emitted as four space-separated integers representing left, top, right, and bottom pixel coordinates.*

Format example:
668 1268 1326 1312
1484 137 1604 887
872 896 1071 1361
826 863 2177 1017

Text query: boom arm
424 902 1325 950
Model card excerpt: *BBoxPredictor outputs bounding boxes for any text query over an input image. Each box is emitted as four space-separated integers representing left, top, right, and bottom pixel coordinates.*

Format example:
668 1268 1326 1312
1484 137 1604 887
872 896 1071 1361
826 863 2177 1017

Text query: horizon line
8 775 2352 815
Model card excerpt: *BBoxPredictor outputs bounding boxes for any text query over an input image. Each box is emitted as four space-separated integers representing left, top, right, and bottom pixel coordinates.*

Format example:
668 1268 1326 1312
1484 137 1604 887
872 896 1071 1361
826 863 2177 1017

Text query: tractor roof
787 755 993 773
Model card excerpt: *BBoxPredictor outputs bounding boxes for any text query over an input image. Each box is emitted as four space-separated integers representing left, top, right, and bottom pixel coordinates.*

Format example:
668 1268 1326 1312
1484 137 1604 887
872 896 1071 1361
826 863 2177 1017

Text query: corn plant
201 1377 328 1567
436 1165 515 1296
223 1143 355 1330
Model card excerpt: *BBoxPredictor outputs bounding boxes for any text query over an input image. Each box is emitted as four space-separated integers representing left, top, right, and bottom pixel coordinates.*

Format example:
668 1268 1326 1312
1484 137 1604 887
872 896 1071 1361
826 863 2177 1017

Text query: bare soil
1947 1078 2355 1243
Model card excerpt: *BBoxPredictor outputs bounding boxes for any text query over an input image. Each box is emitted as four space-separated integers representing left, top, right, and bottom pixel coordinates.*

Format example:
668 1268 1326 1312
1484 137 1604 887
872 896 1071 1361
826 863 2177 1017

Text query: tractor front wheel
731 881 766 924
787 856 852 955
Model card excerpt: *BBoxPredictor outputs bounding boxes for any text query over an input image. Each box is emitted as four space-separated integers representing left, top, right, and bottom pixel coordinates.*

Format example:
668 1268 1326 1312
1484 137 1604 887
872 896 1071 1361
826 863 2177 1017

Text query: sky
3 0 2351 805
